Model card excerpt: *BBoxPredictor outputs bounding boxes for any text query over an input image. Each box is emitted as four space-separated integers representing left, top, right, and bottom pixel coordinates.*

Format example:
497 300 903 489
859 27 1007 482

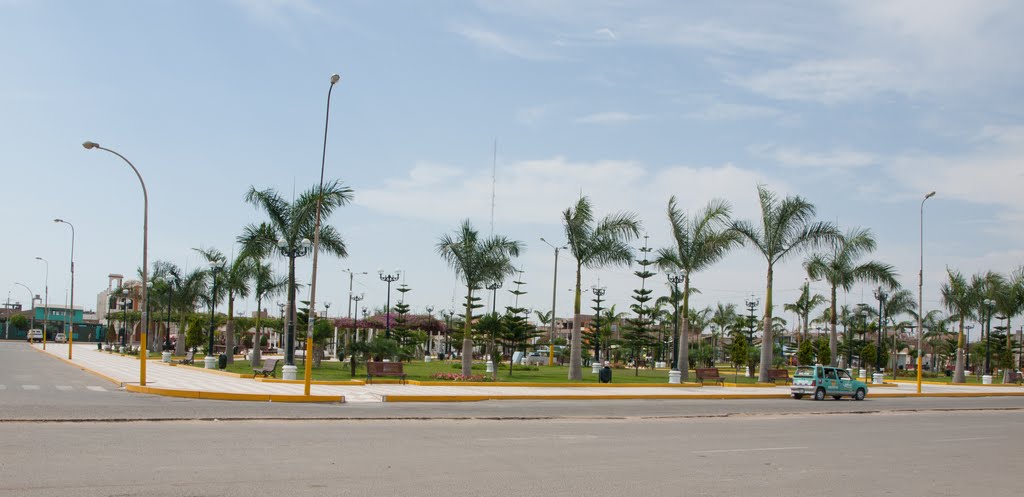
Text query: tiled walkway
34 344 1024 403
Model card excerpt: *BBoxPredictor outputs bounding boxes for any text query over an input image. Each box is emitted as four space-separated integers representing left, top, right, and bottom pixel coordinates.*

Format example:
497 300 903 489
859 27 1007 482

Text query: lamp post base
872 373 885 384
282 364 298 380
591 362 601 374
982 374 993 385
204 356 217 369
668 369 682 384
161 351 172 363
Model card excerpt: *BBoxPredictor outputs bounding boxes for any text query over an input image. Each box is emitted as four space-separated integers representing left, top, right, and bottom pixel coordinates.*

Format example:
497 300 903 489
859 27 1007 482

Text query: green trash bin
218 354 228 370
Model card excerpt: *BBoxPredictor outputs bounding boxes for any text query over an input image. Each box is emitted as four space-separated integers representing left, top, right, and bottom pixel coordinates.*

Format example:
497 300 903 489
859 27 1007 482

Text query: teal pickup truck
791 365 868 401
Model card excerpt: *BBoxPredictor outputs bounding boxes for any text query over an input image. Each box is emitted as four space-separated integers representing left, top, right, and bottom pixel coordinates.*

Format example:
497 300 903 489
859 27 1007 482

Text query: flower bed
430 372 492 382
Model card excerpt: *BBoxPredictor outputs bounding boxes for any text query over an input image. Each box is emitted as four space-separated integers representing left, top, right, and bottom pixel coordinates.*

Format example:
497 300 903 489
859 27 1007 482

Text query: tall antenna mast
490 138 497 235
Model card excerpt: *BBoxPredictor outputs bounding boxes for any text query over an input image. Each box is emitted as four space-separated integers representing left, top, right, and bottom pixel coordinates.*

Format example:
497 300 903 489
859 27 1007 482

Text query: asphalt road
1 410 1021 496
4 340 1024 421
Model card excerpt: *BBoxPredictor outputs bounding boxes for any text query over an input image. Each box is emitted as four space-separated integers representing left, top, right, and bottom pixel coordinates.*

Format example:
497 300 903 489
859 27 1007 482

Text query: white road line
693 446 808 454
56 385 73 391
22 385 40 390
86 386 107 392
0 385 6 390
935 437 999 443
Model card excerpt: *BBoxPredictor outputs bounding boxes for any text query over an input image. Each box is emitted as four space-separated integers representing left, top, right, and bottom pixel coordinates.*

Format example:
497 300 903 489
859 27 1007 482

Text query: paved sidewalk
33 344 1024 403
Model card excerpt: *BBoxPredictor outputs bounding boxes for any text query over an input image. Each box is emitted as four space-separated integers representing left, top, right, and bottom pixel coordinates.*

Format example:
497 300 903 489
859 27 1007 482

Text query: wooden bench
176 351 194 365
366 361 407 384
1009 371 1023 385
767 368 792 384
695 368 725 386
252 358 279 378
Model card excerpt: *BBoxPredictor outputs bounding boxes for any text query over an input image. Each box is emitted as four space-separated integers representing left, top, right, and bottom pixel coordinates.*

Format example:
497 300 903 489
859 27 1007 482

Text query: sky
2 0 1022 340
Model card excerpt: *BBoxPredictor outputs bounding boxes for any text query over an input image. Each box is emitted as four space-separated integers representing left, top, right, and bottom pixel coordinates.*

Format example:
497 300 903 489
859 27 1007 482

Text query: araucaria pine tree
623 236 657 375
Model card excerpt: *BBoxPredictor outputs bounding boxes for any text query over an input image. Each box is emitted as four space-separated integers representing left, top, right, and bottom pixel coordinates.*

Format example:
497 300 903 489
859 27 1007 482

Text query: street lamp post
278 237 312 378
540 238 567 367
206 260 226 369
983 298 995 377
301 72 341 395
121 289 129 348
53 218 75 360
965 324 973 372
425 305 435 357
350 294 364 344
342 269 367 352
917 190 936 393
163 278 174 351
874 288 888 374
83 141 150 385
591 286 606 363
35 257 49 350
378 269 401 338
277 302 285 353
667 271 684 380
441 309 453 359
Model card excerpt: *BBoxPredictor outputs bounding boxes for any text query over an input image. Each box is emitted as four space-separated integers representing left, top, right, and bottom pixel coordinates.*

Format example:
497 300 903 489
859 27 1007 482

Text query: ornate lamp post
350 294 364 344
378 269 401 338
206 260 226 369
873 287 888 374
591 285 606 363
425 305 435 357
278 237 312 378
983 298 995 377
666 270 684 383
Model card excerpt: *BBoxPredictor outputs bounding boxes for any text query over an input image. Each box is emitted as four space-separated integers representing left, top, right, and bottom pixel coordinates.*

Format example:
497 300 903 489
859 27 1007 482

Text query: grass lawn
210 359 773 384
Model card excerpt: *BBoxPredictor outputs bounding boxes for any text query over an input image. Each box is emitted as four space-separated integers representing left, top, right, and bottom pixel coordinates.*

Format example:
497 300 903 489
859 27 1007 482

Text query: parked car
54 333 67 343
27 329 43 342
791 365 868 401
523 351 550 366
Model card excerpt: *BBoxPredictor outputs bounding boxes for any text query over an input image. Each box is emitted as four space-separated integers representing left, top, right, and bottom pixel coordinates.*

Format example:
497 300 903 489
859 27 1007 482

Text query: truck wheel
854 388 866 401
814 388 826 401
792 393 803 400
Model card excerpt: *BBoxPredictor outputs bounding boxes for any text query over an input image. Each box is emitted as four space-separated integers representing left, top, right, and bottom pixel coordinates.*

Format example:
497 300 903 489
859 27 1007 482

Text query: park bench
366 361 407 384
252 358 280 378
176 351 194 365
695 368 725 386
767 369 792 384
1009 371 1023 385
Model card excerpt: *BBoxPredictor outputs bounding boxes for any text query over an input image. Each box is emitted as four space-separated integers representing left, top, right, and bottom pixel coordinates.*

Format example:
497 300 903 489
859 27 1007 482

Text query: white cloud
753 145 876 168
732 58 911 104
684 102 782 121
575 112 647 124
450 24 556 60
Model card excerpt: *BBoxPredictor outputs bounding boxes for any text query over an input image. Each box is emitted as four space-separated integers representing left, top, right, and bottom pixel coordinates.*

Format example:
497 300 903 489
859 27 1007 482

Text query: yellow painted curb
722 382 778 388
892 379 1023 387
873 391 1024 398
124 384 344 403
257 378 365 385
384 393 793 402
168 364 248 378
409 381 703 387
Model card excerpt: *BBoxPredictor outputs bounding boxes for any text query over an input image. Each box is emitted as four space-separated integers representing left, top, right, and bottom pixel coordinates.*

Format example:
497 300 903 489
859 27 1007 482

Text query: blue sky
2 1 1022 337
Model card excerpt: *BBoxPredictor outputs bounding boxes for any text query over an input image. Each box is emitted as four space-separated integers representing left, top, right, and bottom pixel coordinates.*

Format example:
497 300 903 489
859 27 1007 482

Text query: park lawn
217 359 770 384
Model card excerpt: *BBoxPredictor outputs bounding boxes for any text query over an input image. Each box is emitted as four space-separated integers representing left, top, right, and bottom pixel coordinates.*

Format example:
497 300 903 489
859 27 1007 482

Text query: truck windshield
795 367 816 377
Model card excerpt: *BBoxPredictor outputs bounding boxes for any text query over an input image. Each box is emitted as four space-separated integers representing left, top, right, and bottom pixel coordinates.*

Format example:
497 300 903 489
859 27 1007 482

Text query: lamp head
300 238 312 249
925 191 936 199
53 218 63 223
330 73 340 84
82 141 99 150
277 237 288 249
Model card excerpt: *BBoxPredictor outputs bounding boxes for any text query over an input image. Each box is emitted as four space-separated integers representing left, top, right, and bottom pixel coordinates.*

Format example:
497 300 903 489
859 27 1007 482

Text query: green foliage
797 339 814 365
728 334 748 368
815 336 831 365
9 314 28 330
861 343 878 369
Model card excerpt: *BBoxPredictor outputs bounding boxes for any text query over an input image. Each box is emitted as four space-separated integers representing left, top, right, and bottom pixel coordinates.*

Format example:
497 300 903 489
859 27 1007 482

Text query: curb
123 384 344 403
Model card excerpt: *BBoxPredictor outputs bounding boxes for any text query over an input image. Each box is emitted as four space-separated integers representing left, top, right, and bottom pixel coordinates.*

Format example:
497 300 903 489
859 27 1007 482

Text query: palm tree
995 268 1023 383
941 269 973 382
436 220 523 377
562 196 642 380
239 181 352 367
656 196 740 381
804 227 897 366
732 185 839 382
249 259 286 368
172 268 207 355
970 271 1005 377
784 285 827 343
710 303 737 365
195 247 255 365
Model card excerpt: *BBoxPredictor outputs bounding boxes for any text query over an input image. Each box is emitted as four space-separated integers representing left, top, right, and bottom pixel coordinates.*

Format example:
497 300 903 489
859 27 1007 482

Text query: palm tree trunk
461 289 474 377
1003 317 1013 384
953 318 966 383
829 285 838 366
678 277 691 382
758 266 773 383
251 297 263 368
568 263 583 381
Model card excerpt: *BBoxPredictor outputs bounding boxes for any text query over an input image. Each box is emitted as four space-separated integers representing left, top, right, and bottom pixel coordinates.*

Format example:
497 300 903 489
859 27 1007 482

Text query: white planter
872 373 885 384
485 362 495 373
204 356 217 369
424 355 432 363
859 369 867 380
161 351 172 363
591 363 602 374
668 369 682 384
282 364 298 380
982 374 993 385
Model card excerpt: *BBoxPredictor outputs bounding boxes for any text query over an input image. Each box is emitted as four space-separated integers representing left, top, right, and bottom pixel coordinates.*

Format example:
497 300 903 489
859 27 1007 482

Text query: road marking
22 385 40 390
693 446 808 454
0 385 6 390
87 386 107 392
935 437 999 443
56 385 73 391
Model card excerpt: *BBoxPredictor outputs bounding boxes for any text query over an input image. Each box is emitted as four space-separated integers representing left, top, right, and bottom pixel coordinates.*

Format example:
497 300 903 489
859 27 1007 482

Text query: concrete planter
982 374 993 385
668 369 682 384
161 351 172 363
282 364 298 380
486 362 495 373
424 355 432 363
204 356 217 369
591 363 602 374
872 373 885 384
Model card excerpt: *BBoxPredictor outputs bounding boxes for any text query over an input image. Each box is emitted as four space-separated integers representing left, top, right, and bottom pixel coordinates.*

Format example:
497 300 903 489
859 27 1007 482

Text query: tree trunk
251 297 263 368
568 263 583 381
758 266 773 383
677 276 691 382
175 314 187 356
828 285 838 366
1003 317 1013 383
952 318 966 383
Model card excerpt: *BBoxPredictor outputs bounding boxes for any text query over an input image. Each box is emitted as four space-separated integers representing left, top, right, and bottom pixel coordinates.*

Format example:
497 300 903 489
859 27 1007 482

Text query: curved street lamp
53 218 75 359
917 190 935 393
35 257 49 350
83 141 150 386
379 269 401 338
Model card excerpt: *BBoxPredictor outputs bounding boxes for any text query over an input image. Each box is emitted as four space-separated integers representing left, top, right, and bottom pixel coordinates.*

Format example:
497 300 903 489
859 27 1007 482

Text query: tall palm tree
995 268 1023 383
783 285 827 343
239 181 352 366
562 196 642 380
195 247 255 365
436 220 523 377
941 269 972 382
970 271 1005 377
656 196 740 381
804 227 897 366
732 185 839 382
249 259 286 368
172 268 207 355
710 303 737 364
